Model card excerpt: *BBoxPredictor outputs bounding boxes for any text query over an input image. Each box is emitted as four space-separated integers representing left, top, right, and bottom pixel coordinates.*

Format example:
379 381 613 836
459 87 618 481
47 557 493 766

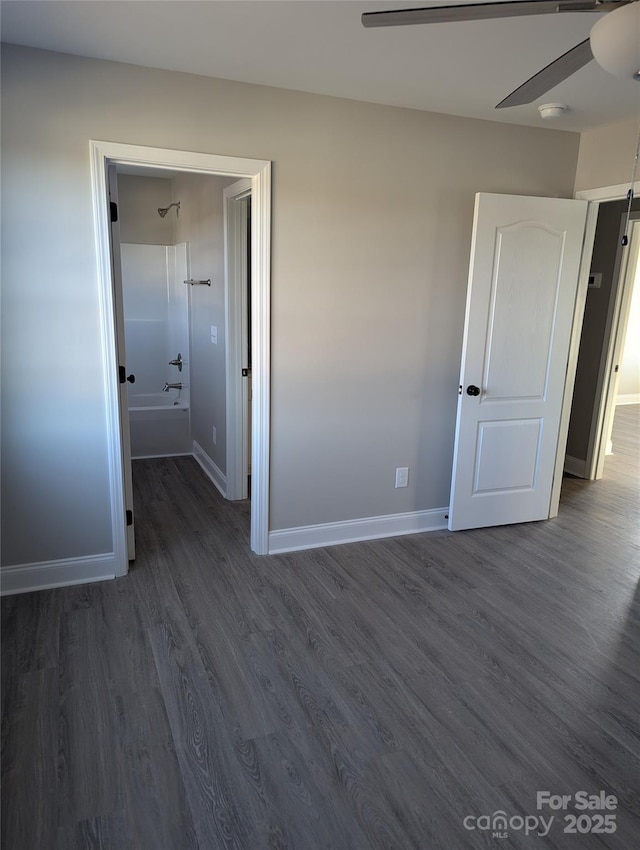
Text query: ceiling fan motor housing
590 2 640 79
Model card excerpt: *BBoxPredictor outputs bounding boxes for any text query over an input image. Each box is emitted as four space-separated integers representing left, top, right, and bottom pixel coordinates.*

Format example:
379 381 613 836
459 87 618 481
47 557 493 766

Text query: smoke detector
538 103 568 120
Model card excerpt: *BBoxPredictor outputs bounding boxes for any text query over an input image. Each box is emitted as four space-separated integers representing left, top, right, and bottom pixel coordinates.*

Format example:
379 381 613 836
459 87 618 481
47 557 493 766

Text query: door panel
484 222 564 400
449 193 587 531
108 165 135 560
473 418 542 494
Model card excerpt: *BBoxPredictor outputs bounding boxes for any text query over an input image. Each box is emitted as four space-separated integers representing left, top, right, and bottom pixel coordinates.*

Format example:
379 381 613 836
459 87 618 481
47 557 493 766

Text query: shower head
157 202 180 218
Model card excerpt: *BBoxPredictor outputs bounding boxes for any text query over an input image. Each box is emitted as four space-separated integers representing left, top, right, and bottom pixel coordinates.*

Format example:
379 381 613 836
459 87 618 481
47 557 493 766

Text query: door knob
466 384 480 396
126 374 135 384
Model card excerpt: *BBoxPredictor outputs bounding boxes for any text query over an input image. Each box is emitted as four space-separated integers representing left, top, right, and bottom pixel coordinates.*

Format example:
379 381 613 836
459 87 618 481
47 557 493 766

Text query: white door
449 193 588 531
224 178 252 501
108 165 136 559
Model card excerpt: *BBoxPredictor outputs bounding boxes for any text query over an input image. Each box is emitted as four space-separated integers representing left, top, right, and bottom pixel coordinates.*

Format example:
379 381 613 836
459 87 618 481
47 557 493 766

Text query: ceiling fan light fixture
590 2 640 80
538 102 568 119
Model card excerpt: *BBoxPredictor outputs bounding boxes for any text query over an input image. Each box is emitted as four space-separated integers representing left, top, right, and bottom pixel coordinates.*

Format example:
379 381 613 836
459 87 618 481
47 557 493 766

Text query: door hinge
126 509 133 527
110 201 118 223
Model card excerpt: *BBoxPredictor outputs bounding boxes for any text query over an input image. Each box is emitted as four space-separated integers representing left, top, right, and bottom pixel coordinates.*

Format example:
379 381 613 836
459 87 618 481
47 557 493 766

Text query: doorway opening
448 183 640 532
599 215 640 482
563 189 640 487
90 141 271 572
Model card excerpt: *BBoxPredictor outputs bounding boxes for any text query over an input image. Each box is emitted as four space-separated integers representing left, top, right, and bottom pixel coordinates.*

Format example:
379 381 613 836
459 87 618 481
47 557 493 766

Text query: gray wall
574 116 640 193
1 44 581 568
117 174 175 245
173 173 234 473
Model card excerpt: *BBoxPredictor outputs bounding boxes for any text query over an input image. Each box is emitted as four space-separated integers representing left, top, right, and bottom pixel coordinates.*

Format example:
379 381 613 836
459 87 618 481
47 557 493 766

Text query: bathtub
128 393 191 458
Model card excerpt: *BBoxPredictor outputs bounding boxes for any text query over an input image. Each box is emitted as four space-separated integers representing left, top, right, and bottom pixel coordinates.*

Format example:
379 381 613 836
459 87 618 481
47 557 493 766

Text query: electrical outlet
212 426 217 445
210 325 218 344
395 467 409 488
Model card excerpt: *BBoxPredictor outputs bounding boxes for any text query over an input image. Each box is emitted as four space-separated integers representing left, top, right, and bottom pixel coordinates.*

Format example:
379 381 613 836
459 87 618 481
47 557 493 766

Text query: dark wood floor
2 406 639 849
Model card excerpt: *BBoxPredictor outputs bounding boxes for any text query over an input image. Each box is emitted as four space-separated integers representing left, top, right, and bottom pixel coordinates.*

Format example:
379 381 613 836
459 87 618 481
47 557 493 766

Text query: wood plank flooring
2 406 639 849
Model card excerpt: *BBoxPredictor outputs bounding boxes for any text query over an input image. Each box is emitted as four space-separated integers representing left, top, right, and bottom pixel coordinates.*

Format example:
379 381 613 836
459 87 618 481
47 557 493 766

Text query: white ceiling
2 0 639 133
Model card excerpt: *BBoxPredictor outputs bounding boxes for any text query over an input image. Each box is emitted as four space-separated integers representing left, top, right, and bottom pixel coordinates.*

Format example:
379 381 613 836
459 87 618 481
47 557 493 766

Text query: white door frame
593 215 640 474
106 165 136 566
549 180 640 515
224 178 252 501
90 141 271 564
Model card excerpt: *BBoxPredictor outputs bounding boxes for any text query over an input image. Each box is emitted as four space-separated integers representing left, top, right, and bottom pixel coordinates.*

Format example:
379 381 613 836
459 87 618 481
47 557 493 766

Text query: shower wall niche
121 242 191 457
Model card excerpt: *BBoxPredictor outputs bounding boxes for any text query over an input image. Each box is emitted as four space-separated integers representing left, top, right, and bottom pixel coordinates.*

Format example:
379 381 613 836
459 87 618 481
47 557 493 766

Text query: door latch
119 366 135 384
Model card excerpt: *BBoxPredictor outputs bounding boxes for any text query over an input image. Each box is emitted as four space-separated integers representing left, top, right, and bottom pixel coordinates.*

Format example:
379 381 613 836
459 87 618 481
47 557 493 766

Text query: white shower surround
129 402 191 458
121 242 189 402
129 393 187 409
121 241 191 458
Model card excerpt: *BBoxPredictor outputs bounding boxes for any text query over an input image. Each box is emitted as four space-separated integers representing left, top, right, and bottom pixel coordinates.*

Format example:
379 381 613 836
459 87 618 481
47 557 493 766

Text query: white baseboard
132 451 192 460
268 507 448 555
564 454 587 478
192 440 227 497
1 553 116 596
616 393 640 406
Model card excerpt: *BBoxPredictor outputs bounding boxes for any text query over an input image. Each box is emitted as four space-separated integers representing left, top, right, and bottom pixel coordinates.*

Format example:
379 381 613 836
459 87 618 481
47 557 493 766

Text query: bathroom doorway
91 141 271 569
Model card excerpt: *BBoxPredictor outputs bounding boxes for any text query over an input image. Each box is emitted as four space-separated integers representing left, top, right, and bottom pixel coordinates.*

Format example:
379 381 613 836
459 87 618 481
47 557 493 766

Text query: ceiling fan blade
362 1 599 28
496 37 593 107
